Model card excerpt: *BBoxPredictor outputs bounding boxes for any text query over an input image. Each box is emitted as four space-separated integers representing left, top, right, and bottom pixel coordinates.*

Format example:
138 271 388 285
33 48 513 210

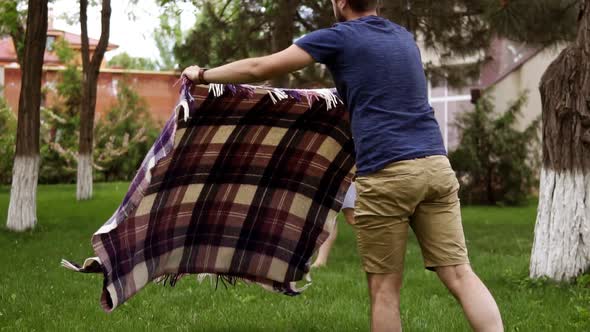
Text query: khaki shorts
353 156 469 273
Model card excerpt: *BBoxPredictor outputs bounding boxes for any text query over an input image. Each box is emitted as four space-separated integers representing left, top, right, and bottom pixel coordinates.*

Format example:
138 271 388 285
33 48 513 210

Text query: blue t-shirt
295 15 446 175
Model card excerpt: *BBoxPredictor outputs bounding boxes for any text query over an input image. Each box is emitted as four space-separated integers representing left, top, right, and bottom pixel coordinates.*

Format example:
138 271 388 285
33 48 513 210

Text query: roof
48 28 118 50
478 38 543 89
0 28 118 65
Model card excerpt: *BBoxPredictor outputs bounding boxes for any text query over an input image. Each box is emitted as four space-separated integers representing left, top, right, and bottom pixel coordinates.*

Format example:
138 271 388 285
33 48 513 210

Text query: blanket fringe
155 272 250 291
61 258 103 274
155 271 312 296
199 82 342 110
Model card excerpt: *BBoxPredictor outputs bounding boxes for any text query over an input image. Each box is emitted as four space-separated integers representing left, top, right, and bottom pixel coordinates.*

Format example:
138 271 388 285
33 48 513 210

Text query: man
182 1 503 331
312 183 356 268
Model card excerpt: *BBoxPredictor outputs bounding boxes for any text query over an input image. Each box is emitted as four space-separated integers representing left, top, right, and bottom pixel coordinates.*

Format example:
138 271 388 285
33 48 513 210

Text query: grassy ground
0 183 589 331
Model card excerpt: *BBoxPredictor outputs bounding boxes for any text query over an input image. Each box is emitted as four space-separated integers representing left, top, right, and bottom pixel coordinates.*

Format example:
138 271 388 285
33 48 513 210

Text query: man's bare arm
182 45 315 84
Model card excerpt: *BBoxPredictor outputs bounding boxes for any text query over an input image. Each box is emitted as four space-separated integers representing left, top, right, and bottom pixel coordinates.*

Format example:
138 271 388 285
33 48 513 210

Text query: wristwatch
198 68 209 84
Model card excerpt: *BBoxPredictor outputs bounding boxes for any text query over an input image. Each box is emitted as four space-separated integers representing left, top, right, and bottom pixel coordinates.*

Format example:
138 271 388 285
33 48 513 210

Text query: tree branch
90 0 112 71
10 23 25 68
80 0 90 72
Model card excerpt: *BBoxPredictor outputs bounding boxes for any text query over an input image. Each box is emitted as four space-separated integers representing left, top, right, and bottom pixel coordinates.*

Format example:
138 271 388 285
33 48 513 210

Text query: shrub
39 39 82 183
39 82 159 184
93 83 159 182
0 96 16 184
449 93 540 205
38 39 159 184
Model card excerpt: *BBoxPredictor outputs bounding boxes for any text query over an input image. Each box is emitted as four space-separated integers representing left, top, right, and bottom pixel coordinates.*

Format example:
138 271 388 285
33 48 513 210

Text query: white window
428 80 473 151
46 36 56 52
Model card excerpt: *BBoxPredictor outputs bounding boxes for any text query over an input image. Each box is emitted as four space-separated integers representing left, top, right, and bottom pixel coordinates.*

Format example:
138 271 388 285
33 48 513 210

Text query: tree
530 0 590 281
77 0 111 200
39 39 82 184
170 1 271 69
449 94 540 206
268 0 299 86
93 83 159 182
165 0 334 87
107 52 158 71
153 11 185 70
0 0 26 68
5 0 48 231
167 1 575 87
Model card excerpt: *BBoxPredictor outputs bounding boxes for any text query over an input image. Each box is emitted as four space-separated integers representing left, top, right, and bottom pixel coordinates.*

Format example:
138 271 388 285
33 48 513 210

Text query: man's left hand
182 65 202 82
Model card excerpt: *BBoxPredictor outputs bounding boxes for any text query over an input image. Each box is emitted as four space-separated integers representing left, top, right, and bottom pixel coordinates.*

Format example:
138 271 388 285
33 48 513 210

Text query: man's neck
346 11 378 21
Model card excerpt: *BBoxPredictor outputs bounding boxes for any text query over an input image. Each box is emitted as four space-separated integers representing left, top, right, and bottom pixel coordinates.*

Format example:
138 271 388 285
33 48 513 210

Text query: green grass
0 183 589 331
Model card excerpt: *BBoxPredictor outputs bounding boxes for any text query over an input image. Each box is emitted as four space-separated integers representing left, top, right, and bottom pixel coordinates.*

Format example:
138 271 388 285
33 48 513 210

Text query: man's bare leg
367 273 403 332
312 222 338 268
436 264 503 332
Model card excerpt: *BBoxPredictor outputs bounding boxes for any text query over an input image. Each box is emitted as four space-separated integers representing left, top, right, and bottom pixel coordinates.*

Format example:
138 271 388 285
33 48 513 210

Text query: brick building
0 26 180 125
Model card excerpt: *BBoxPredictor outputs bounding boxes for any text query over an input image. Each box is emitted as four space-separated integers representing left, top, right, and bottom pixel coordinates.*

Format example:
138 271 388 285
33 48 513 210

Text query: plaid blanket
63 83 355 312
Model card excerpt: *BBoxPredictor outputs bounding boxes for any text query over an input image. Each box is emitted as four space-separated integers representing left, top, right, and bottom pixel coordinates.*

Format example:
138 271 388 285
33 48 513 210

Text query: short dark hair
348 0 378 12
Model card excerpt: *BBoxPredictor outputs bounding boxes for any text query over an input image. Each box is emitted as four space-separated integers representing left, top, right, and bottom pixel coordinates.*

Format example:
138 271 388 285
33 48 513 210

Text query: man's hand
180 45 315 85
181 65 202 83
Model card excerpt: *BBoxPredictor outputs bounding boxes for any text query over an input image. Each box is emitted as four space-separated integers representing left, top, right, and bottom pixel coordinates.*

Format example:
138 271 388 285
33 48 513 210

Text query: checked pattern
88 87 355 311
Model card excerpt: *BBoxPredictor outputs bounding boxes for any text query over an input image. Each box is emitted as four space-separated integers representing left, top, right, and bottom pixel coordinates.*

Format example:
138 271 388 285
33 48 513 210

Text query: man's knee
435 264 474 294
367 273 403 305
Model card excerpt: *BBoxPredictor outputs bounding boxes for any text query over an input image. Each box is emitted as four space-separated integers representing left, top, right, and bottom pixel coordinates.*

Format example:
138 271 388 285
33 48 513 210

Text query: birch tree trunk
77 0 111 200
6 0 48 232
530 0 590 281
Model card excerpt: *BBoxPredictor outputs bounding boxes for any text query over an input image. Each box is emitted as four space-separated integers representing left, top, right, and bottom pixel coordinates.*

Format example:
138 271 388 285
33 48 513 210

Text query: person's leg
411 156 503 331
312 183 356 268
436 264 503 332
342 207 355 225
355 213 408 332
354 160 425 331
312 221 337 268
367 272 403 332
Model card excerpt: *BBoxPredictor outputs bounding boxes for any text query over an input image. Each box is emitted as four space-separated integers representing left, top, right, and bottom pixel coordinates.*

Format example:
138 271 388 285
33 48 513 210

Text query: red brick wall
3 67 180 126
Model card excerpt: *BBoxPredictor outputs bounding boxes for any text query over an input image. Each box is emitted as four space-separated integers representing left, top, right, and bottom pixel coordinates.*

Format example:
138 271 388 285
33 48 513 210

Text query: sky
50 0 197 62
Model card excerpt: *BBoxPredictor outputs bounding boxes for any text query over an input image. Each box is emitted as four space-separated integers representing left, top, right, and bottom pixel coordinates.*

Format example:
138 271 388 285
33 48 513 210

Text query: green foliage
107 52 159 71
93 83 159 182
37 39 159 184
172 1 272 69
39 81 159 184
162 0 578 87
153 11 185 70
0 0 26 63
449 93 541 205
0 96 16 184
485 0 579 46
39 108 79 183
39 39 82 183
164 0 332 86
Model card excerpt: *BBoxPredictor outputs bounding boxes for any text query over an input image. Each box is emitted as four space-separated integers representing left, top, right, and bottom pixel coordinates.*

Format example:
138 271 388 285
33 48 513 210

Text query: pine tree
529 0 590 281
160 0 335 87
165 1 576 86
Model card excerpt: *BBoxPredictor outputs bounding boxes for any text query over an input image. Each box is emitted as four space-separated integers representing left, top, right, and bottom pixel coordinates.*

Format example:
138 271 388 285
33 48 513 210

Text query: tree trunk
487 166 495 205
270 0 298 87
530 0 590 281
77 0 111 200
6 0 48 232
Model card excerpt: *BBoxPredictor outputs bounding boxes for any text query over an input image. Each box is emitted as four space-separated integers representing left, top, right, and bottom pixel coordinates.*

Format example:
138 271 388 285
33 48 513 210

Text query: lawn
0 183 589 331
